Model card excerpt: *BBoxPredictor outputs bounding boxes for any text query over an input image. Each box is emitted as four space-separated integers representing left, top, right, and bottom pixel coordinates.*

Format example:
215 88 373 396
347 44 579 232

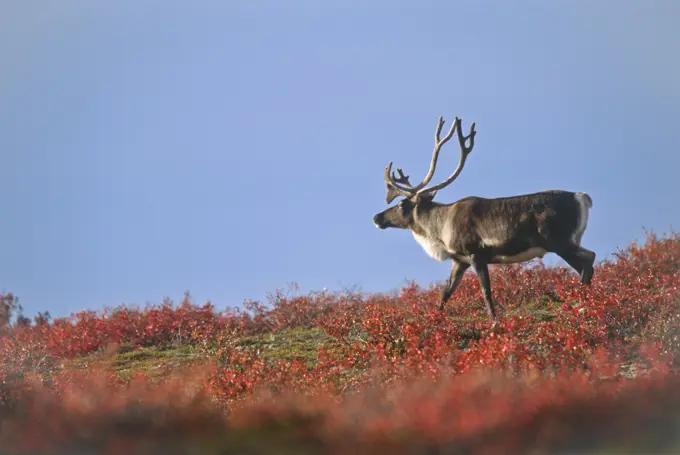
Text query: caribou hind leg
554 244 596 285
538 210 596 285
575 246 596 284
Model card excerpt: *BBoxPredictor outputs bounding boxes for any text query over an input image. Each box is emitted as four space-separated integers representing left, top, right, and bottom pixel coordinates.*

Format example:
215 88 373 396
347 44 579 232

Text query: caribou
372 114 596 322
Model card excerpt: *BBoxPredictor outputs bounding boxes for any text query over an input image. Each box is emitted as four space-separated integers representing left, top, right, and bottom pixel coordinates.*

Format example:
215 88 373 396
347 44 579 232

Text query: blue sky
2 1 679 319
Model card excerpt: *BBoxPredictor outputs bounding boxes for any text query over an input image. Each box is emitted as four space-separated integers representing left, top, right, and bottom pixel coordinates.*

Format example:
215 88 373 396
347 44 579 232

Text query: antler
416 117 476 194
383 114 466 203
384 164 414 203
412 115 458 192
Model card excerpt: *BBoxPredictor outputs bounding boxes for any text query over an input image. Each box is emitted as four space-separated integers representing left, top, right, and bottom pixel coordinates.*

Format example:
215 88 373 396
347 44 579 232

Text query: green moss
235 327 339 363
114 346 198 379
66 328 343 379
516 295 561 322
68 345 199 380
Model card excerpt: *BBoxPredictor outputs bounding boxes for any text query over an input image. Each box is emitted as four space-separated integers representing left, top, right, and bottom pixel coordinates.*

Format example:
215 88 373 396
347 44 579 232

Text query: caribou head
373 116 476 231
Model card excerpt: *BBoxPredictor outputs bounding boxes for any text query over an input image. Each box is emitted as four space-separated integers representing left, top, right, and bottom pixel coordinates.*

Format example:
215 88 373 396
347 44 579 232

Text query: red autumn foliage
0 231 679 454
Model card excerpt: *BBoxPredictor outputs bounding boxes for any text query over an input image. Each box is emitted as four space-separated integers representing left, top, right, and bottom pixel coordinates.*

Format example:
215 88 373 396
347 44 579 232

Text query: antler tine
457 119 476 157
409 115 458 192
384 163 414 203
382 113 467 204
384 161 414 192
384 161 415 203
417 117 476 195
392 168 412 187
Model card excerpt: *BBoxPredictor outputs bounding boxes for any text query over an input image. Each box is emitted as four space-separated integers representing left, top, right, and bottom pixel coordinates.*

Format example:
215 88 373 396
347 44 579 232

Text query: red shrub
0 231 678 454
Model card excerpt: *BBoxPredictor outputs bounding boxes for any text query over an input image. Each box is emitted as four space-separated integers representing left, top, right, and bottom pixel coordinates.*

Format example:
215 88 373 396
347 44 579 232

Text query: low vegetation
1 231 679 454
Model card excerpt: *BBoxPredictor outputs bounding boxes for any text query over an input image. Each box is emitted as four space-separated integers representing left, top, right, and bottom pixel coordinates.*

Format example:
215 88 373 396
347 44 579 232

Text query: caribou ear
415 189 437 203
385 185 402 204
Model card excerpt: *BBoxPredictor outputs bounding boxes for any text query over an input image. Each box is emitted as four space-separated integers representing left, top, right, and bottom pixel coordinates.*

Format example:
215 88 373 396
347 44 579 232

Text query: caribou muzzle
373 212 388 229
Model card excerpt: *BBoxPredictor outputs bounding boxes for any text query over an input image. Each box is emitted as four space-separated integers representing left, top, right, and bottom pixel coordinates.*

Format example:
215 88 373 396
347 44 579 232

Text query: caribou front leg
439 259 470 311
469 255 504 322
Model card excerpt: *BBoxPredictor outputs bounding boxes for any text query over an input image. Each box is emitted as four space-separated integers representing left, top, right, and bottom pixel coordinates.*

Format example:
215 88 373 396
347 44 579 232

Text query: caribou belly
412 231 546 265
490 247 547 264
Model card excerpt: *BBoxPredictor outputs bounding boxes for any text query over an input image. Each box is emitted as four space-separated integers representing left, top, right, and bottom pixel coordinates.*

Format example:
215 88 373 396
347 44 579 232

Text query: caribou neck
412 201 450 238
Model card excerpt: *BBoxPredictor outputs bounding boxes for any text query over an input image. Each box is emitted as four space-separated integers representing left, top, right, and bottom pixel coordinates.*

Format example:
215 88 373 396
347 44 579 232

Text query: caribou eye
397 200 410 213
